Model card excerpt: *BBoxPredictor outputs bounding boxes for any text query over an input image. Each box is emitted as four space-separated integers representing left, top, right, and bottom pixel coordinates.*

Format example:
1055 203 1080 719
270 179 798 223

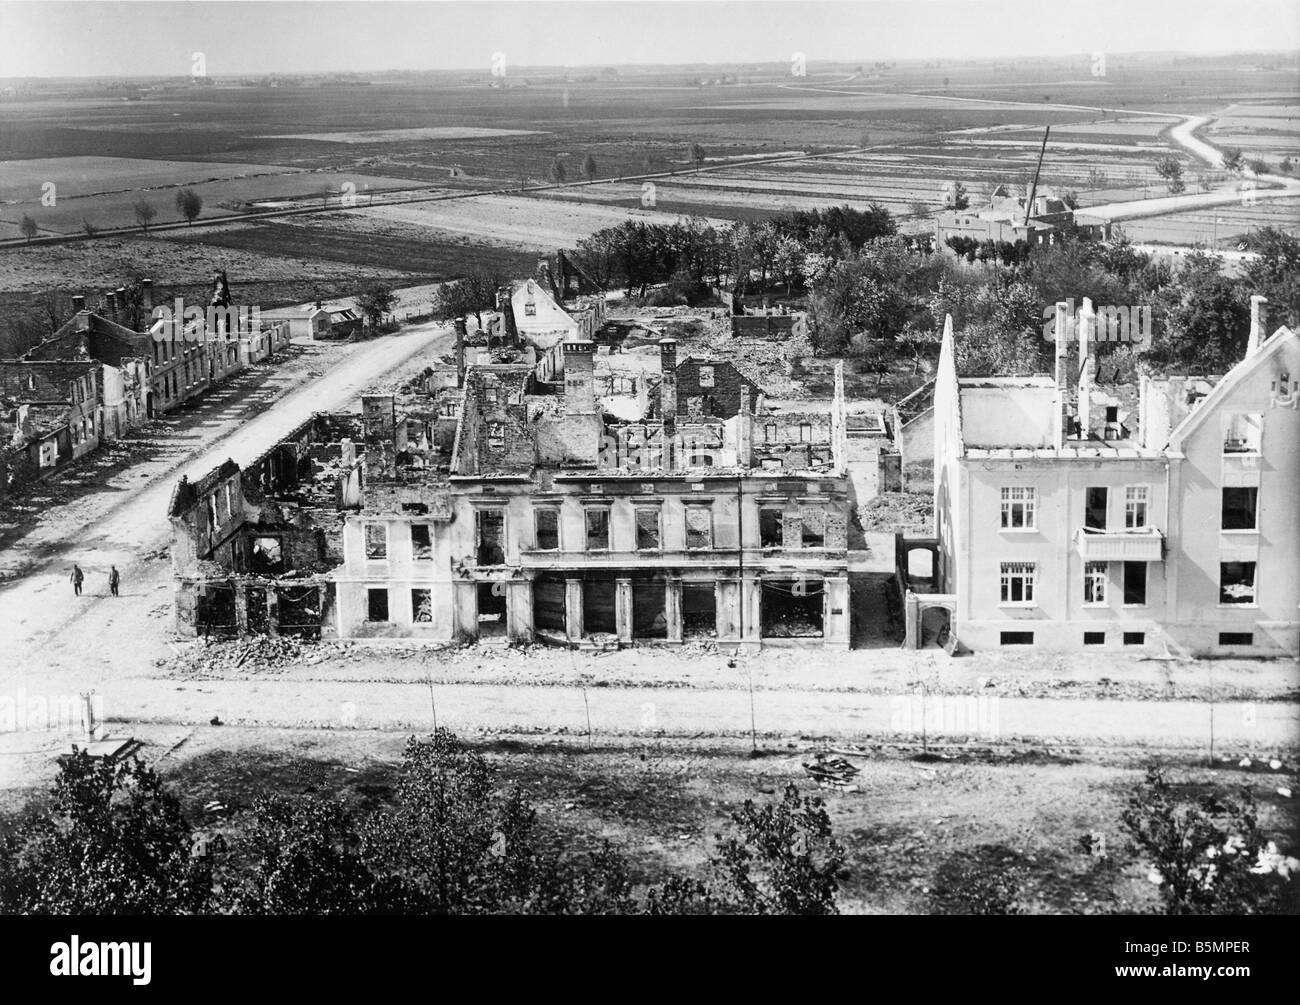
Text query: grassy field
5 726 1294 914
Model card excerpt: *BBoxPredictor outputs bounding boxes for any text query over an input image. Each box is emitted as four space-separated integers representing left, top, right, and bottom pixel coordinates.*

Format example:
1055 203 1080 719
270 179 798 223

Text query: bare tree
548 157 567 185
580 153 598 182
133 199 157 232
689 142 706 172
19 214 38 243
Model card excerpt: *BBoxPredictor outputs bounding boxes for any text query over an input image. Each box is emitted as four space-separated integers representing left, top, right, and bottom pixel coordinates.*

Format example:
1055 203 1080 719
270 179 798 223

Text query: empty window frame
411 524 433 560
476 509 506 565
1221 486 1258 531
534 509 560 551
1123 561 1147 605
765 423 777 443
801 508 825 548
799 423 813 443
364 522 388 560
1223 413 1262 454
635 507 661 551
759 508 783 548
1219 561 1256 605
250 536 283 573
1124 486 1148 529
697 365 715 388
411 589 433 623
999 562 1036 605
1000 486 1036 529
486 421 505 450
1083 631 1106 646
1123 632 1145 646
367 588 389 622
685 506 713 550
585 507 610 551
1085 487 1109 531
1084 561 1107 605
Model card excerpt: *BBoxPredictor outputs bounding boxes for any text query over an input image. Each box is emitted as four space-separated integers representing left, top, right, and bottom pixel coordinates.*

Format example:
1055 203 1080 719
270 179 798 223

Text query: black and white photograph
0 0 1296 973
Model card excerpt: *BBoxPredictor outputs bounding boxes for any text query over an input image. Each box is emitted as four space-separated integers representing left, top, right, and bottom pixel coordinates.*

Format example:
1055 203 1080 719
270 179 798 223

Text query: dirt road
0 322 452 665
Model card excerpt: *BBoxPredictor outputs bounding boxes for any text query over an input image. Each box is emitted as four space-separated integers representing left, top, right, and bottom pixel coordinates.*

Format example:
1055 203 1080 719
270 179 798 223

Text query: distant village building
261 306 332 340
935 185 1110 252
898 297 1299 657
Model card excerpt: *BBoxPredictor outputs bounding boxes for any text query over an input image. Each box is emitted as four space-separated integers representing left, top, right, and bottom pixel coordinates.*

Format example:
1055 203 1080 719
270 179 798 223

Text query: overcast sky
3 0 1298 78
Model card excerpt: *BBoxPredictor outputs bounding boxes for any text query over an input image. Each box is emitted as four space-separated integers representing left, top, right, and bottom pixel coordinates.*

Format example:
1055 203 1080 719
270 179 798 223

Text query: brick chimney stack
71 294 86 313
659 338 678 468
141 278 154 312
737 383 752 465
453 318 467 387
562 339 596 415
1247 295 1268 356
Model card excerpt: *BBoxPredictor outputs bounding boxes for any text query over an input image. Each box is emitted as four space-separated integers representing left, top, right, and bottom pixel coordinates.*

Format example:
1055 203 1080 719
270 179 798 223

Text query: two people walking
70 563 119 597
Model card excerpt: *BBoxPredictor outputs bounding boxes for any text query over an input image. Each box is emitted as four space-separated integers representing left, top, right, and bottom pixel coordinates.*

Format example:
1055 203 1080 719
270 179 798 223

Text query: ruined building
172 308 853 649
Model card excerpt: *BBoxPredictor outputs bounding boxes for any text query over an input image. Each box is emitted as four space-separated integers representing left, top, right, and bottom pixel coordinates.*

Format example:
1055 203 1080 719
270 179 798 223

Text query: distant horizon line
3 47 1299 83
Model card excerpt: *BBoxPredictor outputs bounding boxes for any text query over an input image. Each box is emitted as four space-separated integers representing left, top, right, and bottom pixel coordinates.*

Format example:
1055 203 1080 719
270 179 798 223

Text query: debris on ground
802 751 861 789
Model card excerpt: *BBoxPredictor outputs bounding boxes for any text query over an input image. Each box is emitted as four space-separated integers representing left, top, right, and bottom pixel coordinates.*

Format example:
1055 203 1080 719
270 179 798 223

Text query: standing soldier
109 565 121 597
70 564 84 596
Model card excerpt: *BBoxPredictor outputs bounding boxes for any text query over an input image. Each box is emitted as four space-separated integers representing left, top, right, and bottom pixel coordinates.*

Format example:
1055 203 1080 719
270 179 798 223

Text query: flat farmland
159 218 540 280
345 195 730 250
0 157 422 236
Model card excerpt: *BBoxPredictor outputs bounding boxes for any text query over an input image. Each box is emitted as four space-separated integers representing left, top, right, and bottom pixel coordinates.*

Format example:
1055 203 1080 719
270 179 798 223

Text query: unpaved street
0 323 452 667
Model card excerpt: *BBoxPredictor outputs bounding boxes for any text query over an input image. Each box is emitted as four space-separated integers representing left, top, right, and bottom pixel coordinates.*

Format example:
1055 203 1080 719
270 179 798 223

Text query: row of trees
570 203 898 303
16 188 204 242
0 732 844 915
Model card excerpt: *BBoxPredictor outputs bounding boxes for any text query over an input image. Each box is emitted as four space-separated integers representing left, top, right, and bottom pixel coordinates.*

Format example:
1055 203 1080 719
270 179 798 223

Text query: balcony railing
1074 527 1165 562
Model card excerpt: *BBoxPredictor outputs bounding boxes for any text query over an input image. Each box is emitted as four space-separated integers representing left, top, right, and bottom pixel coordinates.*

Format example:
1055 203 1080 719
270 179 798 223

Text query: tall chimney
498 287 519 344
453 318 467 387
562 339 596 415
1247 295 1268 356
71 294 86 313
737 383 752 465
140 278 154 312
1079 297 1093 368
659 338 678 467
115 286 129 327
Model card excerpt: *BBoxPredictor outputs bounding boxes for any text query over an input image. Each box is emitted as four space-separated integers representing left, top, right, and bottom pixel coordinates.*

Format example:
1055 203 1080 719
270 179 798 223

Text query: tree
19 214 37 243
1147 253 1248 372
175 188 203 225
688 142 706 172
0 752 211 914
1279 156 1293 174
772 236 805 296
707 783 845 915
858 130 870 148
223 797 384 914
580 153 598 181
945 180 968 209
318 183 332 207
133 198 156 232
1086 166 1109 191
1242 226 1300 327
548 157 567 185
909 200 928 218
1247 157 1268 175
1120 766 1295 915
1154 156 1185 195
356 283 398 328
1221 146 1244 173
